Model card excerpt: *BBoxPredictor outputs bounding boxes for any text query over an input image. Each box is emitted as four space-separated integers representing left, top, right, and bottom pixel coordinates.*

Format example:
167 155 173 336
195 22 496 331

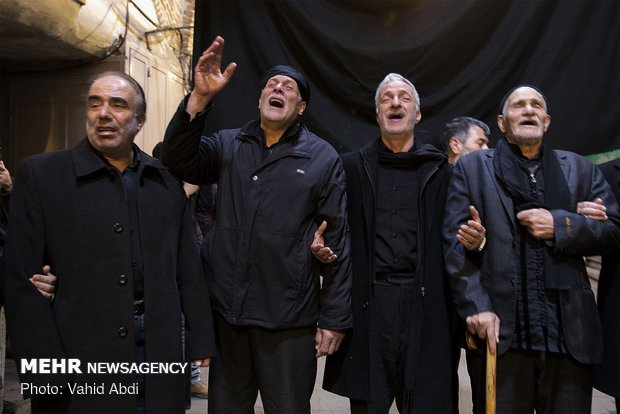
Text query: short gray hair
374 73 420 111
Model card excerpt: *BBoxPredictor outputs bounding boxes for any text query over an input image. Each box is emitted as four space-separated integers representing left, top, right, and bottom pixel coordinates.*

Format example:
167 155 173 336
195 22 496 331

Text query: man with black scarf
443 85 620 413
321 73 461 413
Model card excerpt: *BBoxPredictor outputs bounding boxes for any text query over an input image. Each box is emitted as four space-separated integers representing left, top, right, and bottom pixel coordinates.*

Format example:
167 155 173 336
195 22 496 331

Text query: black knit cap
499 84 548 114
260 65 310 104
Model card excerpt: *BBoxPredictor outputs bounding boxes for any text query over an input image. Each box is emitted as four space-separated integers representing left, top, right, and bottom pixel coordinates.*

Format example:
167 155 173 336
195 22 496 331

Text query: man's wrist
477 236 487 252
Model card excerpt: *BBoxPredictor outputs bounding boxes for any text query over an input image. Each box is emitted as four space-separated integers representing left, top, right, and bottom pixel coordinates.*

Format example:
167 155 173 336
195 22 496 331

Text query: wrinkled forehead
263 74 298 88
89 75 136 99
506 87 547 108
378 80 414 97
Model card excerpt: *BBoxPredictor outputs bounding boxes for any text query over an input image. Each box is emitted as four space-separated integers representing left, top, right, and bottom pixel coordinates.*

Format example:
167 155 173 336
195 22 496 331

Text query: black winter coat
3 139 216 413
323 139 457 413
595 158 620 399
162 105 352 331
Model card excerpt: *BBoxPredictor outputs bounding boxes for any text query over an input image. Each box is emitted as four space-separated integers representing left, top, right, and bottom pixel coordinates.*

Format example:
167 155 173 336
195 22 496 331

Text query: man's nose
390 96 401 106
97 103 112 118
523 103 535 113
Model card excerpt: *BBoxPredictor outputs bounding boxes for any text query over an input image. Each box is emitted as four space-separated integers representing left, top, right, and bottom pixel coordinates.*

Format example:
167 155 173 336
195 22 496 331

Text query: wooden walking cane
486 338 496 414
466 332 497 414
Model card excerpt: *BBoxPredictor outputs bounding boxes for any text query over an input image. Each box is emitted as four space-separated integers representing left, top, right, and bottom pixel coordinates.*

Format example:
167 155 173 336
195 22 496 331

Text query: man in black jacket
320 73 460 413
4 71 216 413
594 157 620 411
443 85 620 413
161 36 352 413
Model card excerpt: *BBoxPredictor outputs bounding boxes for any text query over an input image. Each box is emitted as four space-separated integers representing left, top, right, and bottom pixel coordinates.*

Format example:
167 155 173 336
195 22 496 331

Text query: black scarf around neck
377 138 445 168
493 138 576 289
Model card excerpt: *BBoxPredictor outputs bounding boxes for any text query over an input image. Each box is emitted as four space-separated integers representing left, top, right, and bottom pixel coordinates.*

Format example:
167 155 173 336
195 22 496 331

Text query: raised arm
187 36 237 120
161 36 236 184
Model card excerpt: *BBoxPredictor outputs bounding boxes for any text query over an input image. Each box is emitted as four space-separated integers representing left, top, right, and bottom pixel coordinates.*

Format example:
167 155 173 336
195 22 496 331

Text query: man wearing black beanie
161 36 352 413
443 85 620 413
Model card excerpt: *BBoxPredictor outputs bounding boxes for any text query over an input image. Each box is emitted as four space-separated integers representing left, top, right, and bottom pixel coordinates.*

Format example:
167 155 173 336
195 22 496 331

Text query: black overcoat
443 149 620 362
323 139 457 413
595 158 620 399
3 139 216 413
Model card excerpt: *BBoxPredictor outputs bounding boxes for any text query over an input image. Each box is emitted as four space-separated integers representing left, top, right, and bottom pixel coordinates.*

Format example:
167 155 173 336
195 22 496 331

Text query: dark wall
193 0 620 155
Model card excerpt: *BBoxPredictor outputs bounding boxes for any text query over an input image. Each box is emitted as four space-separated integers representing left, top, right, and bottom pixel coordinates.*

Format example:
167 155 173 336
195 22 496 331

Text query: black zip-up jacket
162 102 352 330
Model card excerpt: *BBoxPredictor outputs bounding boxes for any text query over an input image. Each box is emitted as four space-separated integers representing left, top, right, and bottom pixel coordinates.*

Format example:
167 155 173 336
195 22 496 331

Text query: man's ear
449 137 462 156
542 114 551 133
298 101 307 116
497 114 506 134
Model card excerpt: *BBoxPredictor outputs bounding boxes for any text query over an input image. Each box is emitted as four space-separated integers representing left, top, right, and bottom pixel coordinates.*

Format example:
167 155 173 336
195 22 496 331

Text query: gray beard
509 133 543 147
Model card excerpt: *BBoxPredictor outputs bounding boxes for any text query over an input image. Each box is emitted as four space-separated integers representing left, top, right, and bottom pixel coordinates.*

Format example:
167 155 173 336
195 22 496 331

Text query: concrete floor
4 351 616 413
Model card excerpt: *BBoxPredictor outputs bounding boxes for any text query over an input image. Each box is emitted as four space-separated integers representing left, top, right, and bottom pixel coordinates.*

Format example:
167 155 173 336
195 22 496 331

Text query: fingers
484 316 500 354
457 206 486 251
30 265 56 301
314 329 323 357
469 205 481 224
457 221 485 251
311 221 338 263
192 358 211 368
315 328 344 358
30 278 54 300
204 36 225 63
222 62 237 81
314 220 327 241
465 311 500 354
516 208 554 239
311 245 337 263
577 199 607 221
456 231 477 250
458 222 484 239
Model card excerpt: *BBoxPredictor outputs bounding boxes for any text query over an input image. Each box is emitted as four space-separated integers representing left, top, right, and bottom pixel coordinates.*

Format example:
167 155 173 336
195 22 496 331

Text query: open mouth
96 125 116 135
269 97 284 108
388 113 404 120
519 119 538 126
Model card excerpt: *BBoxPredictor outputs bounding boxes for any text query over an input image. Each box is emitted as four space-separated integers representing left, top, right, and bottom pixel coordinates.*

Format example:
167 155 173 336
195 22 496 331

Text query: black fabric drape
193 0 620 155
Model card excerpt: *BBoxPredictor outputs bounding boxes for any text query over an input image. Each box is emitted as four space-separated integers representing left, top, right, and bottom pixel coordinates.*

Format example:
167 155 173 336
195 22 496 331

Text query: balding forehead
509 87 545 103
504 86 548 112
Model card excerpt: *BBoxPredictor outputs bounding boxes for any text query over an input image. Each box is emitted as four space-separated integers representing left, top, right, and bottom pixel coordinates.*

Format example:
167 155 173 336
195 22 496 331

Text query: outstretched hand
311 221 337 264
187 36 237 118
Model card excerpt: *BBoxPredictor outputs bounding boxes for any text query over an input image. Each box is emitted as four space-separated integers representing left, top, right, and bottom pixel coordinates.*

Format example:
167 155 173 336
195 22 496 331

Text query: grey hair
90 71 147 119
440 116 490 153
374 73 420 111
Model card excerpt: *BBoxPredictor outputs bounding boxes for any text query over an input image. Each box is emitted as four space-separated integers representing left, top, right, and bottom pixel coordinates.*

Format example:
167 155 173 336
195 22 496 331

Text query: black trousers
467 349 593 414
351 278 416 414
207 312 317 414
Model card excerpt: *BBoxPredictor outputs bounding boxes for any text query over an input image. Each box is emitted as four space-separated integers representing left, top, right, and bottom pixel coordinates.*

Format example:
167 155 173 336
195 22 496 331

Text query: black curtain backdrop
193 0 620 155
